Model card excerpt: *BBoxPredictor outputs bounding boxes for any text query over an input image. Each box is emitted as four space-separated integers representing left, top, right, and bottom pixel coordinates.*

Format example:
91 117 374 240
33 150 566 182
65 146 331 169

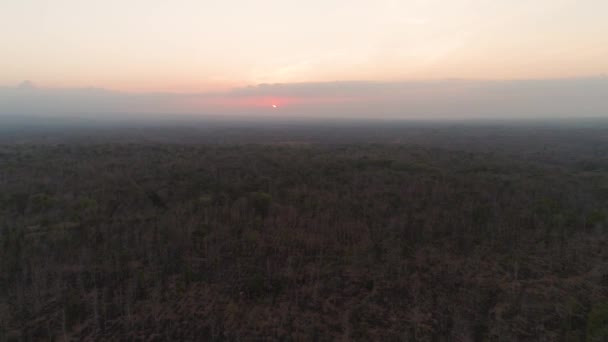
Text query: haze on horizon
1 0 607 119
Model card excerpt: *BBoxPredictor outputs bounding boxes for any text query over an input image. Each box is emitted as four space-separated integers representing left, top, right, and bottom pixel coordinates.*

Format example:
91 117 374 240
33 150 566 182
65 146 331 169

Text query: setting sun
2 1 608 340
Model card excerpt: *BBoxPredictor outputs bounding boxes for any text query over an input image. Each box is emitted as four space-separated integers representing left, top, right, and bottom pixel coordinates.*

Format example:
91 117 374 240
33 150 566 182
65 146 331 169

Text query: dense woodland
1 122 608 341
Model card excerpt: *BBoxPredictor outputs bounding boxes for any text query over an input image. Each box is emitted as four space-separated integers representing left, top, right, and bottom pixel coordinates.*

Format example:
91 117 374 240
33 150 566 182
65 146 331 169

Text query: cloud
1 78 607 120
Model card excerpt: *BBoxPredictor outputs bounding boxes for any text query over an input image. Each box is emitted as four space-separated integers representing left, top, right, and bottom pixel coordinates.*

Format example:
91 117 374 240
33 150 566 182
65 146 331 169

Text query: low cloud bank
1 78 607 120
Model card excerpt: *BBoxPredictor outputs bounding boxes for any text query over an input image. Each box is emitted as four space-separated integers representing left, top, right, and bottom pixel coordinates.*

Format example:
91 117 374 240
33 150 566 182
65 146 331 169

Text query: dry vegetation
1 123 608 341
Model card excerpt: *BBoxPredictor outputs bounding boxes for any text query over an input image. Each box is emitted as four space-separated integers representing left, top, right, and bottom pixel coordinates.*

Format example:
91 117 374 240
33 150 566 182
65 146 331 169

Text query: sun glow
272 104 277 109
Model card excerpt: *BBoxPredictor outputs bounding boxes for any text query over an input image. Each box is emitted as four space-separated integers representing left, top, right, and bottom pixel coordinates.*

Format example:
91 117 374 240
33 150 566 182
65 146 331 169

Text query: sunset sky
1 0 607 118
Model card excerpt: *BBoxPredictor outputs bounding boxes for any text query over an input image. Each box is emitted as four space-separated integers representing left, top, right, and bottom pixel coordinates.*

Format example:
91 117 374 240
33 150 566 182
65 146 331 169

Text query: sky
1 0 607 118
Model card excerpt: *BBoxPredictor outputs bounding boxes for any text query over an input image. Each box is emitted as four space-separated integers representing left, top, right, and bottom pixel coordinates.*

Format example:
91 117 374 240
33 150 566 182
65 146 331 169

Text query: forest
1 121 608 341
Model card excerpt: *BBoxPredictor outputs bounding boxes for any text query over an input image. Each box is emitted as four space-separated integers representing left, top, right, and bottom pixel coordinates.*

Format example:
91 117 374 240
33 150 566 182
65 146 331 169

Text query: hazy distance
1 78 607 122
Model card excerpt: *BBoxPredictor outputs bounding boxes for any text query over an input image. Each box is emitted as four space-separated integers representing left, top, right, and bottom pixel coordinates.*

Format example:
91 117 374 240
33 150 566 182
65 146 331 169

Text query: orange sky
2 0 608 92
